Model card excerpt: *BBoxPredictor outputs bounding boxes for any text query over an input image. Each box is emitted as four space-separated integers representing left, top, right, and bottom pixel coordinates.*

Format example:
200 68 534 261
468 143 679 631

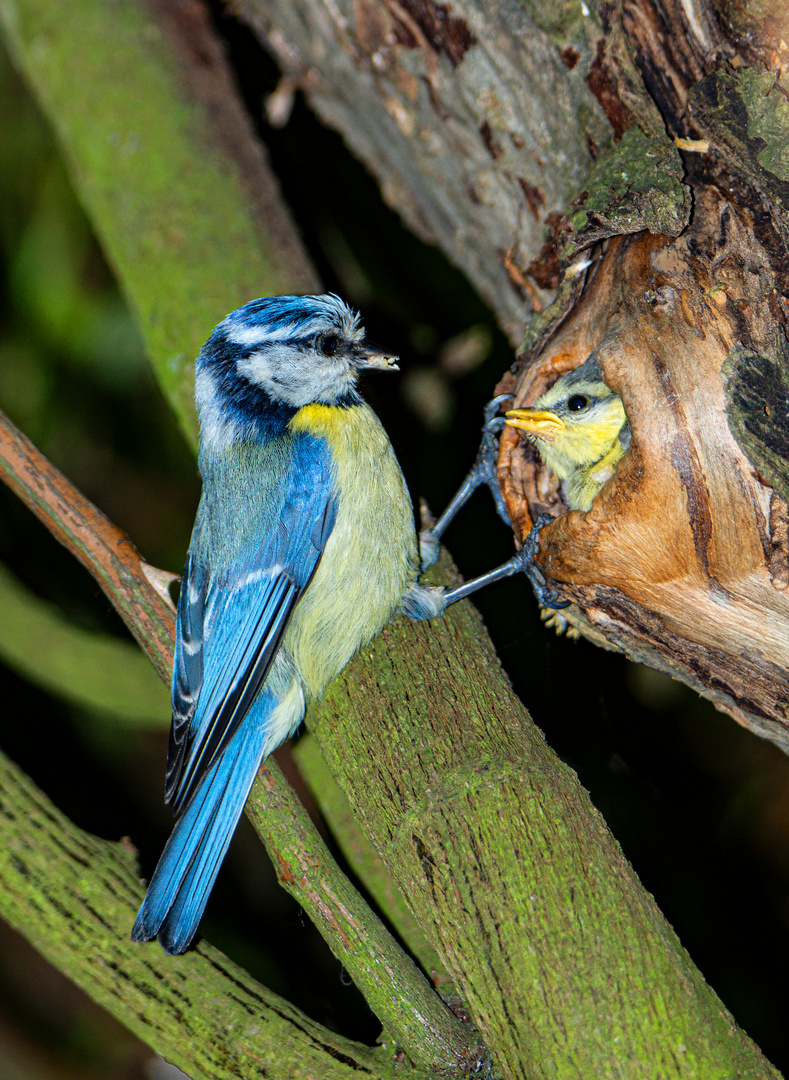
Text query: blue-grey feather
133 700 271 953
168 432 336 813
133 294 421 955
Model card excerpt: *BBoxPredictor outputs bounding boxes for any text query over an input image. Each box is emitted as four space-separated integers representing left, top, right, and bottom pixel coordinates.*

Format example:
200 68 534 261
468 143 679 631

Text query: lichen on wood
562 125 691 257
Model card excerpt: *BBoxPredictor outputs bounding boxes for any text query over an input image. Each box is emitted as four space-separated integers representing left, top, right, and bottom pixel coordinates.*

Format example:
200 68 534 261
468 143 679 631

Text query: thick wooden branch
0 404 473 1075
236 0 612 340
0 746 435 1080
247 764 482 1070
306 558 782 1079
293 732 457 996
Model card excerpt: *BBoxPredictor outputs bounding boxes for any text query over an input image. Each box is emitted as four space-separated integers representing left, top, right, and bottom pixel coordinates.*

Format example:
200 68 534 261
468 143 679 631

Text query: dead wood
499 183 789 747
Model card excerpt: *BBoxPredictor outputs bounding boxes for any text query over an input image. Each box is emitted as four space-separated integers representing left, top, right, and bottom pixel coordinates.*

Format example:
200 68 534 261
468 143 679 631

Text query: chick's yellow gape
505 354 630 511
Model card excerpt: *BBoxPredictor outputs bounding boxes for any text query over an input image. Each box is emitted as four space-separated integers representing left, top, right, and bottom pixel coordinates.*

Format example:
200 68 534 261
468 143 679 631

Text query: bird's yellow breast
284 402 418 697
289 403 351 440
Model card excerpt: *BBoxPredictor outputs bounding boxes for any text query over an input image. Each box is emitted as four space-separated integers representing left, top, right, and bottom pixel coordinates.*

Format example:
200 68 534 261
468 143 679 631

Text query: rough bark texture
0 747 438 1080
498 194 789 748
236 0 612 340
236 0 789 746
496 18 789 748
307 566 782 1079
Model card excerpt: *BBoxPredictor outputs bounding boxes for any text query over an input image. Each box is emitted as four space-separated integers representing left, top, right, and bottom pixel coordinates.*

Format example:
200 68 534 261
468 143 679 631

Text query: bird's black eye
319 334 340 357
567 394 590 412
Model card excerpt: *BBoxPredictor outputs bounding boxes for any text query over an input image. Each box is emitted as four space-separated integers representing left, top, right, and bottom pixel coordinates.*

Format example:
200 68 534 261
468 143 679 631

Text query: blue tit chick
132 294 444 954
505 354 630 511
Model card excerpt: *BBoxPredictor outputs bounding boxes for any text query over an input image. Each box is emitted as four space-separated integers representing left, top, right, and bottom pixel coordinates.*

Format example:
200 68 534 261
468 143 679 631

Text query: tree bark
499 189 789 748
2 0 788 1076
236 0 613 340
240 0 789 746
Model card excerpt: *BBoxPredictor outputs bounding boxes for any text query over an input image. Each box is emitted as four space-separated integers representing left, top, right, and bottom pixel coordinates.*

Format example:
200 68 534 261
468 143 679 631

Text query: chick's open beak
357 343 400 371
505 408 566 442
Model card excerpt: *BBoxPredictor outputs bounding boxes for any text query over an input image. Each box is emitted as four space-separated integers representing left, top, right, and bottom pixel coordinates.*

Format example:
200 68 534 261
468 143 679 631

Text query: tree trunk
240 0 789 746
1 0 788 1076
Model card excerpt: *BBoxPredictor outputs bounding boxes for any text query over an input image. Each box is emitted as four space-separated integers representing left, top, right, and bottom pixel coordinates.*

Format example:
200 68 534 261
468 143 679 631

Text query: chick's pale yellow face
504 355 629 510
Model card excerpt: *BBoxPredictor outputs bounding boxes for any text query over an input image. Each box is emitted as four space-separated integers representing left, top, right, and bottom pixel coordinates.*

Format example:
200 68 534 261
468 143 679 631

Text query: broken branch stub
499 186 789 749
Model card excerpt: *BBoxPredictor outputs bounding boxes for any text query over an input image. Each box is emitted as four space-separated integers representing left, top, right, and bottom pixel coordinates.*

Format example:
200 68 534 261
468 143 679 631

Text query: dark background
1 11 789 1078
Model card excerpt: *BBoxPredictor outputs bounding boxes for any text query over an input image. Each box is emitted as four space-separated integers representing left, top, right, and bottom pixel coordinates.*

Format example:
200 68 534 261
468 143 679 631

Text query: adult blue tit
132 294 445 955
505 355 630 511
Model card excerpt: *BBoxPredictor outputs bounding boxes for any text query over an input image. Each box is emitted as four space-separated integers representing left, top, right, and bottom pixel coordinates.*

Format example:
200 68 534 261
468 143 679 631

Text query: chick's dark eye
319 334 340 357
567 394 590 412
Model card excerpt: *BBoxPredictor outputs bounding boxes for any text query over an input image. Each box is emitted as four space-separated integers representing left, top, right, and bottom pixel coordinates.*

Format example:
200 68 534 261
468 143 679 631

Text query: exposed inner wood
498 187 789 747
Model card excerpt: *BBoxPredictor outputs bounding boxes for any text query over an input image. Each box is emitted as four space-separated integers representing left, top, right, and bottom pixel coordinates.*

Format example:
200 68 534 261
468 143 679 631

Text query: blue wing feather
134 432 337 953
132 695 273 953
166 550 207 803
169 569 298 812
167 436 336 812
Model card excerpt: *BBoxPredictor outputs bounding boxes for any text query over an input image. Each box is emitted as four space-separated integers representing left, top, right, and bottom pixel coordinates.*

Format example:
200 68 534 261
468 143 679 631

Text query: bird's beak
357 343 400 371
505 408 566 443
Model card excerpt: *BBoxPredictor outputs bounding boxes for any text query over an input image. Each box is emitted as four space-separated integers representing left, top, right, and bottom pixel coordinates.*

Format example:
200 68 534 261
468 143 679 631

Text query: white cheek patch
238 346 350 408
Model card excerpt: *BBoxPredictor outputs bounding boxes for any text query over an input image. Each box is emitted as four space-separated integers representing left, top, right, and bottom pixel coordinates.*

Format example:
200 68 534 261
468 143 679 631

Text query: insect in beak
357 343 400 371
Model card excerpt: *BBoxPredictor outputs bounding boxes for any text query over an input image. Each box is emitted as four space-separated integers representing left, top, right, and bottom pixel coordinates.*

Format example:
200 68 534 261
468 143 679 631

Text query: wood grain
499 188 789 746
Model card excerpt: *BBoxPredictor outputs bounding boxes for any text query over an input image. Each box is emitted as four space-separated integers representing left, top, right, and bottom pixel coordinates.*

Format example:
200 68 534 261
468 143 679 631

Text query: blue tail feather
132 704 271 955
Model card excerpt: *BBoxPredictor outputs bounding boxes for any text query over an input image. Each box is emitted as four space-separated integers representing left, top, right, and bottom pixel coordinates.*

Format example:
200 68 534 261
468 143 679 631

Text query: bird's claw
470 396 512 524
483 393 513 426
517 513 570 610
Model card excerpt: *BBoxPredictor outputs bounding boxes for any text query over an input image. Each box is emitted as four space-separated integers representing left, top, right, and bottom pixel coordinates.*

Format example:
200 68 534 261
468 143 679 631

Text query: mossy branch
302 566 782 1080
0 746 436 1080
0 403 478 1073
293 733 456 997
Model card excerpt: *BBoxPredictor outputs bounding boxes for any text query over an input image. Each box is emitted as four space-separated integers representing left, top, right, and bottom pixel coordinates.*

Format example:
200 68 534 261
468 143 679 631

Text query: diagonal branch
0 404 479 1074
0 408 175 682
0 744 434 1080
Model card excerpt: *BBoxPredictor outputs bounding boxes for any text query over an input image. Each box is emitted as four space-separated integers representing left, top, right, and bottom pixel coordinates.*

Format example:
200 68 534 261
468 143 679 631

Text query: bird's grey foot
418 394 512 568
518 514 570 610
418 511 569 613
472 393 513 525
